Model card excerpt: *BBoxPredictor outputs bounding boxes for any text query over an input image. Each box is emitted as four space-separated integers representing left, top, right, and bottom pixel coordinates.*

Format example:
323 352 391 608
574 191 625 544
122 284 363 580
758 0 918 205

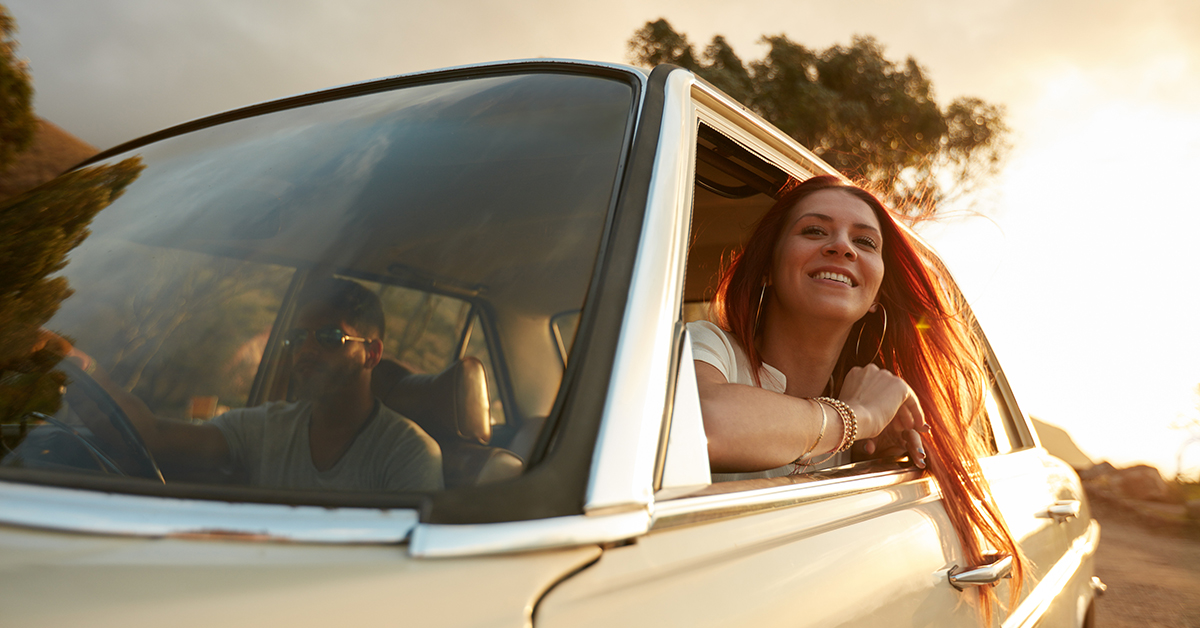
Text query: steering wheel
54 359 165 482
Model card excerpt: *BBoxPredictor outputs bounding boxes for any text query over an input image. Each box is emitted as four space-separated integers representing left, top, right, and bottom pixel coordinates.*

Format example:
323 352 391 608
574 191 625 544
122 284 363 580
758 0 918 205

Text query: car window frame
0 62 649 542
649 75 1031 520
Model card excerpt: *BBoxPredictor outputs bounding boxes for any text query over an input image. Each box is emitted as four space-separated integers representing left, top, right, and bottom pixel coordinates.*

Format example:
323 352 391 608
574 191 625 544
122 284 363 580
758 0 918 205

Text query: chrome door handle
948 555 1013 591
1041 500 1081 523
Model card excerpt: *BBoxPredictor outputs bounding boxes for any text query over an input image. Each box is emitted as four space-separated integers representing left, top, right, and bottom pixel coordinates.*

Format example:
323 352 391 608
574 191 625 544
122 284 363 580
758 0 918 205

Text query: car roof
78 59 649 171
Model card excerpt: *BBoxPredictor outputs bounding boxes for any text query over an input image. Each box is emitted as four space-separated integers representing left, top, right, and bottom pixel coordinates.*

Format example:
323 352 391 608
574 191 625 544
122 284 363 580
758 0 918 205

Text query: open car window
0 70 634 502
668 113 1001 494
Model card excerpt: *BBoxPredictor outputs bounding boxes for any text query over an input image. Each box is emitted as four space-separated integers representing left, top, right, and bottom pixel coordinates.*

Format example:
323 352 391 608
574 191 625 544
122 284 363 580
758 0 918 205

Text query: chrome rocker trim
0 480 417 544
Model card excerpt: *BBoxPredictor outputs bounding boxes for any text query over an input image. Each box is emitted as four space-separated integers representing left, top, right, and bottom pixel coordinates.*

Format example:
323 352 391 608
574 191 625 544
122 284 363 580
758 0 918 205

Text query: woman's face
770 188 885 325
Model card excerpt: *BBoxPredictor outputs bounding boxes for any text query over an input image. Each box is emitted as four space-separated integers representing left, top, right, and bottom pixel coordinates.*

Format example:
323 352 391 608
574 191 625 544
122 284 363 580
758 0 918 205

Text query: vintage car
0 59 1100 627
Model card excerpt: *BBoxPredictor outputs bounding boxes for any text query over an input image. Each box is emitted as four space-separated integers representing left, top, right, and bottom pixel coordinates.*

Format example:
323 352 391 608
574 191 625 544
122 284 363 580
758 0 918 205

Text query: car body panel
0 479 417 542
0 521 600 628
540 475 987 627
989 451 1098 627
543 451 1096 628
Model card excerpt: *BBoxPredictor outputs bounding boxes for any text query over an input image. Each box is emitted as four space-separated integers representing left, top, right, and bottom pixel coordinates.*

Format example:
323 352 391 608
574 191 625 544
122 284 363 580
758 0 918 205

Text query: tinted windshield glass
0 71 633 498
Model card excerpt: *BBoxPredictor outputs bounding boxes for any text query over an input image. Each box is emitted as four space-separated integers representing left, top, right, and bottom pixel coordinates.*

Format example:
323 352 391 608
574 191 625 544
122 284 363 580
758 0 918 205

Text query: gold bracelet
815 397 857 453
793 398 827 464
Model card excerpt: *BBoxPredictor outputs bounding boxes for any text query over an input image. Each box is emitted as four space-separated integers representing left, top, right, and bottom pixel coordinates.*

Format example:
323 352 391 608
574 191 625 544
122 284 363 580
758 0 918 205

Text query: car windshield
0 70 634 498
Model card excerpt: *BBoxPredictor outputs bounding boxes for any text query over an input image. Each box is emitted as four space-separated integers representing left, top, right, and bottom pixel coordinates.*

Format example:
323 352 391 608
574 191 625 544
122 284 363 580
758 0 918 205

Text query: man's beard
293 359 359 401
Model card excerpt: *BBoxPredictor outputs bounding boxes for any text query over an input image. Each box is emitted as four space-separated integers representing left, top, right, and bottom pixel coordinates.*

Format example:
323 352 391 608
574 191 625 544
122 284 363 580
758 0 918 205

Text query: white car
0 59 1100 627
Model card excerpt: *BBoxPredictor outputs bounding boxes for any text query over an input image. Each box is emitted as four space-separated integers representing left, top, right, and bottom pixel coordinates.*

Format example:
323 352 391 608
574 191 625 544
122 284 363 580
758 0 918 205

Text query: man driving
69 277 444 492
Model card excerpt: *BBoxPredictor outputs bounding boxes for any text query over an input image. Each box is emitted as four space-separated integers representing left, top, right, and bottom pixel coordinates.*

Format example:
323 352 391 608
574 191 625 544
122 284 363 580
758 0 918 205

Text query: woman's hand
854 427 926 469
839 364 928 468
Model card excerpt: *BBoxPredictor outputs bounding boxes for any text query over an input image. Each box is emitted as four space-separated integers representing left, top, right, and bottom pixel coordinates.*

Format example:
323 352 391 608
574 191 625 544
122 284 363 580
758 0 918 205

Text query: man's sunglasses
282 327 369 350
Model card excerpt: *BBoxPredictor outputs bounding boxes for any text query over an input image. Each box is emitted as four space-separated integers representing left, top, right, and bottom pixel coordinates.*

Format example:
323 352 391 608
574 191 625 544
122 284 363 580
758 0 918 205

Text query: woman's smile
809 267 858 287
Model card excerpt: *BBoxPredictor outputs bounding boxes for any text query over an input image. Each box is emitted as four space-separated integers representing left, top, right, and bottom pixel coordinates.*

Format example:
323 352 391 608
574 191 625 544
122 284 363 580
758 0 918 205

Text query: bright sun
922 62 1200 476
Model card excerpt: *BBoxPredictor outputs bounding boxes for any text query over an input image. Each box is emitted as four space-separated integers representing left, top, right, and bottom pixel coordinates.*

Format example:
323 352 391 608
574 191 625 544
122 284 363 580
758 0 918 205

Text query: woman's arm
696 361 834 472
695 361 927 473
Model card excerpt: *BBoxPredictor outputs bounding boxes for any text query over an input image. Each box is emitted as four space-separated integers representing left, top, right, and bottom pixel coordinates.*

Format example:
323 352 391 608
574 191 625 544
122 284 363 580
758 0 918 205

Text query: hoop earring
855 302 887 365
753 282 767 335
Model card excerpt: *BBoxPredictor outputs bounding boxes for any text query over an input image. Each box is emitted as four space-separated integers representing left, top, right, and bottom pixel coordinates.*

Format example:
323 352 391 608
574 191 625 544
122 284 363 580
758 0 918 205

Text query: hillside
0 118 98 201
1032 416 1094 470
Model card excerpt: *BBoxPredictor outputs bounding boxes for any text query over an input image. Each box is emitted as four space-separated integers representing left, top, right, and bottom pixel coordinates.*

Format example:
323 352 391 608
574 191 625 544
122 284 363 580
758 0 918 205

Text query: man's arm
74 360 232 478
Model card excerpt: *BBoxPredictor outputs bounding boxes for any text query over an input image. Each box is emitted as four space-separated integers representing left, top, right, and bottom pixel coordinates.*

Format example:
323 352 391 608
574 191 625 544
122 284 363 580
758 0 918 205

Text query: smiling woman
691 174 1028 621
694 180 895 475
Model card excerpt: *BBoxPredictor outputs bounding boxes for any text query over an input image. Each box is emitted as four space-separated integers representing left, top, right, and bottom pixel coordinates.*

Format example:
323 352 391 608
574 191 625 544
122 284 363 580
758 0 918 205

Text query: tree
0 4 35 173
0 158 145 426
628 19 1009 220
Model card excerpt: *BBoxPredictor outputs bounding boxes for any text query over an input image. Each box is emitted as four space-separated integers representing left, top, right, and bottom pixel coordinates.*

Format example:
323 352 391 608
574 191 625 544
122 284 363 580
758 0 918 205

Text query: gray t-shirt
211 400 443 492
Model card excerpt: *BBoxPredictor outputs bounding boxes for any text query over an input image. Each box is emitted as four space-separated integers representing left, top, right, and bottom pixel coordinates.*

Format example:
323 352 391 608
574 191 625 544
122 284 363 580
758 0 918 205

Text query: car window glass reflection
0 72 633 500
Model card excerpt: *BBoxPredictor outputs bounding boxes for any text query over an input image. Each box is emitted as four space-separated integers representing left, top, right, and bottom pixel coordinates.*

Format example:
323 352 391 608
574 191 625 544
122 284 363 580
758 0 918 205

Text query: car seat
371 356 523 488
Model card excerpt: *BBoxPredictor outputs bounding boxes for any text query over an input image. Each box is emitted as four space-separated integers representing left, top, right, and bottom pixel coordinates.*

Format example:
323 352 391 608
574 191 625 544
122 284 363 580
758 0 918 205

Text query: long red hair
711 175 1025 620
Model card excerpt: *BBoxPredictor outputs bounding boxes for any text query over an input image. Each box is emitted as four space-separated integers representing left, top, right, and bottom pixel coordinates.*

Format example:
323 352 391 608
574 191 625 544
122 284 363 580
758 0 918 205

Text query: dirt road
1093 514 1200 627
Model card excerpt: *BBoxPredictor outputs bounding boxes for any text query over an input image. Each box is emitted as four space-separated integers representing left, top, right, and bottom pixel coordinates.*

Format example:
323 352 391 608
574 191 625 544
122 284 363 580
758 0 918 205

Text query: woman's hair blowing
711 175 1025 620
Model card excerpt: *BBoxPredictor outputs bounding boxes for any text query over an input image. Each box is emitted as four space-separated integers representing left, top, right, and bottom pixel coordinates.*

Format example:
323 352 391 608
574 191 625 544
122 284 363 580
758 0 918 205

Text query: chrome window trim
409 508 651 558
87 59 649 168
583 68 698 514
691 80 841 182
275 58 648 110
0 480 418 543
650 469 930 530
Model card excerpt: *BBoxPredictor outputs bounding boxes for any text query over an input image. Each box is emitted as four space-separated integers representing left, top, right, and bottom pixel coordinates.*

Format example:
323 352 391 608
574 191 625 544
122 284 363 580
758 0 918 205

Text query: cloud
7 0 629 146
8 0 1198 148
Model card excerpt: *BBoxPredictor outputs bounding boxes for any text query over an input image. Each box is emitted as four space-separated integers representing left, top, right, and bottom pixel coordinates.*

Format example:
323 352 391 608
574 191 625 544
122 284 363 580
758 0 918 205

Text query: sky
6 0 1200 476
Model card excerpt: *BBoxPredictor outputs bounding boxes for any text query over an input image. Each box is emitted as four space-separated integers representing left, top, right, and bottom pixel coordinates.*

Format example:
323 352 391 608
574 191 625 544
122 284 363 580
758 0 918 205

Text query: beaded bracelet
792 398 827 464
815 396 857 453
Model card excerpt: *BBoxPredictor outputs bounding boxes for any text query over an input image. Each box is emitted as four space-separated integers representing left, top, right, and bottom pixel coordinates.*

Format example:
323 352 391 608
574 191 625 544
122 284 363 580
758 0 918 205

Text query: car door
536 70 1088 627
536 335 1004 628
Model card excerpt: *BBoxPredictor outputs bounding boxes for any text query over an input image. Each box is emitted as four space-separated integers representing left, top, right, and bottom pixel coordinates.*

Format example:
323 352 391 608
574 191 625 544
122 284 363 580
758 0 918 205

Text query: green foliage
0 157 144 424
0 4 35 173
0 347 65 425
628 19 1010 219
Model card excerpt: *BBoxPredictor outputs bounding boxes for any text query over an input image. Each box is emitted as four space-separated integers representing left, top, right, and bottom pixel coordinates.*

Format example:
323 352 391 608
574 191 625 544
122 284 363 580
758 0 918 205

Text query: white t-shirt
688 320 846 480
212 400 443 492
